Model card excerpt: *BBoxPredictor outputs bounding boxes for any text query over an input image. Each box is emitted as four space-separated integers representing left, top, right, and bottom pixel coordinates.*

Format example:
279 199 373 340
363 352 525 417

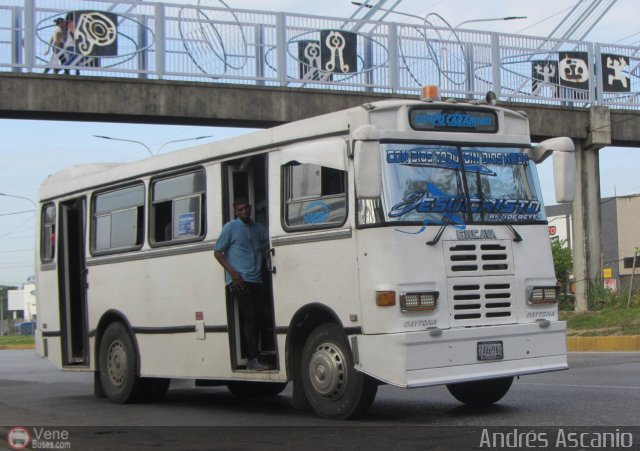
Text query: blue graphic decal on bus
391 184 466 234
178 212 196 237
386 148 528 169
389 183 542 229
304 201 330 224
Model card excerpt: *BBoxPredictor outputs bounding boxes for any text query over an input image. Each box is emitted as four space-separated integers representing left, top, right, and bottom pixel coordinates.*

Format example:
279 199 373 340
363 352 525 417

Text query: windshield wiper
475 191 523 242
426 169 468 246
426 192 466 246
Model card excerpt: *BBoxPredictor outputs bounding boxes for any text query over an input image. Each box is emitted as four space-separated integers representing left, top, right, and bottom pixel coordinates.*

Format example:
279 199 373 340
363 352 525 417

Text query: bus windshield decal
358 143 546 229
386 148 528 169
389 184 541 220
390 184 466 235
409 108 498 132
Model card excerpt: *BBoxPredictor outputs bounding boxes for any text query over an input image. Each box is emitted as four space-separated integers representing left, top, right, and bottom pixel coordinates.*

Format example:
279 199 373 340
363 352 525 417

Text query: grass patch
560 306 640 336
0 335 35 346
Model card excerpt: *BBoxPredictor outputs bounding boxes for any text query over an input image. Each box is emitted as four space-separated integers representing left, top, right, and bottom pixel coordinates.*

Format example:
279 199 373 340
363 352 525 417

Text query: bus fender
284 303 344 410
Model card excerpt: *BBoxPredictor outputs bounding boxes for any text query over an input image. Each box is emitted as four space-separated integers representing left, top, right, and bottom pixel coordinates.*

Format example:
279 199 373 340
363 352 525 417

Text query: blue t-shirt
214 219 268 285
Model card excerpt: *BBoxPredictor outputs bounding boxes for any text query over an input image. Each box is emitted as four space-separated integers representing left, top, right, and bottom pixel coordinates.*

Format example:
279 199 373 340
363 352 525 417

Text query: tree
551 239 573 307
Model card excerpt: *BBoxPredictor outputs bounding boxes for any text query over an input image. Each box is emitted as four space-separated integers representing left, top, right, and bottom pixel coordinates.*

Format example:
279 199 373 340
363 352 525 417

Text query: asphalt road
1 350 639 450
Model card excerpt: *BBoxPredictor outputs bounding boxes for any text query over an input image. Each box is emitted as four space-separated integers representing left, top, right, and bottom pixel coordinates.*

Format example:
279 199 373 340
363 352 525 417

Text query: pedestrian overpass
3 0 640 309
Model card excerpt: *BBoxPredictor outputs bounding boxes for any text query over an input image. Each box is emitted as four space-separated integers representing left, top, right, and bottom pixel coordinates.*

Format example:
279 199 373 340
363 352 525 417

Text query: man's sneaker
247 357 269 371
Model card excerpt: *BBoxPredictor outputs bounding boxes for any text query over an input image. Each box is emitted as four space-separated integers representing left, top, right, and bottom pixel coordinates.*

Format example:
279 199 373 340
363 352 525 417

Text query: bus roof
38 98 527 201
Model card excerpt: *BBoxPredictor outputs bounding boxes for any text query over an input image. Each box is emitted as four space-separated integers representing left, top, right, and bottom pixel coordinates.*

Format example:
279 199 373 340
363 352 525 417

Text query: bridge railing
2 0 640 109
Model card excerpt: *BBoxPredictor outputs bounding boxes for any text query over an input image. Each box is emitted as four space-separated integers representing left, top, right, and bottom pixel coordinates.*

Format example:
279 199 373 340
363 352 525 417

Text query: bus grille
448 279 515 326
444 239 516 326
444 240 513 276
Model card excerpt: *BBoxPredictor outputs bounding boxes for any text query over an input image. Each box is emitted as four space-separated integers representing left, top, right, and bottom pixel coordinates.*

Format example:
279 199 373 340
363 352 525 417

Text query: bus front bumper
353 321 568 388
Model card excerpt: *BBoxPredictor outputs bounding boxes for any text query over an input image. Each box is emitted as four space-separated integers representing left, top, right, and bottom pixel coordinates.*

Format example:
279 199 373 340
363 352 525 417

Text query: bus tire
301 323 377 419
446 377 514 407
227 381 288 397
98 322 145 404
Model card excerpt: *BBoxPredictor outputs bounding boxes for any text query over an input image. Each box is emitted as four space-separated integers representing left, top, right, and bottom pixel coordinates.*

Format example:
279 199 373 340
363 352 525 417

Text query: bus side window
151 169 206 245
154 201 173 241
283 163 347 230
41 203 56 262
92 184 145 254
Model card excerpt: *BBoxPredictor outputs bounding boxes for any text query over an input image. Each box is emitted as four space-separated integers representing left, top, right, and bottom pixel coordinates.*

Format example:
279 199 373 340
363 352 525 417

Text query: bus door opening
222 155 277 370
58 198 89 366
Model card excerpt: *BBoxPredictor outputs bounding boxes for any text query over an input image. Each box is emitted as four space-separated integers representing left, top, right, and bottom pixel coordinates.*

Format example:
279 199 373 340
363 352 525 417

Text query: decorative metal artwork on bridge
398 13 469 89
601 54 631 93
559 51 590 91
74 11 118 57
297 40 329 81
36 11 154 69
532 60 559 97
283 29 388 82
13 0 640 108
178 0 248 77
530 51 631 98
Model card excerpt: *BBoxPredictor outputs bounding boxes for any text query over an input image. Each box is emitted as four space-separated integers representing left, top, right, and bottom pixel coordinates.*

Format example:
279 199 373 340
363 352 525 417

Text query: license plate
477 341 504 361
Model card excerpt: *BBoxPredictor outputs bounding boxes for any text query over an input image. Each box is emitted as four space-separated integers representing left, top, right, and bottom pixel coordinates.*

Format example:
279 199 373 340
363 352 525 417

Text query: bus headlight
529 286 559 304
400 291 438 311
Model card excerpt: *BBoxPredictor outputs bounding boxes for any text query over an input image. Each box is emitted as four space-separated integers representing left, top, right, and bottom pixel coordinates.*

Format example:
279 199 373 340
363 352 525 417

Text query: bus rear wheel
446 377 513 407
98 322 169 403
301 323 377 419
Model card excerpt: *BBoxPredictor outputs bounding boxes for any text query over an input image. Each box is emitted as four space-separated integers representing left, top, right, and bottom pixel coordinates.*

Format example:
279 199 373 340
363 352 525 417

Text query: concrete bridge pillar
571 106 611 311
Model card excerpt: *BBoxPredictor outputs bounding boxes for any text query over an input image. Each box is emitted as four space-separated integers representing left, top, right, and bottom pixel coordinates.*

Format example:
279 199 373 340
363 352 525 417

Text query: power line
613 30 640 44
516 3 577 34
0 248 33 254
0 209 35 217
0 234 34 240
0 214 36 238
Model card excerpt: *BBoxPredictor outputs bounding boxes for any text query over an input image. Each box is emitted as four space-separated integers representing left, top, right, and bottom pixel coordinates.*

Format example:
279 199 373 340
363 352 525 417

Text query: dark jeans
231 282 267 360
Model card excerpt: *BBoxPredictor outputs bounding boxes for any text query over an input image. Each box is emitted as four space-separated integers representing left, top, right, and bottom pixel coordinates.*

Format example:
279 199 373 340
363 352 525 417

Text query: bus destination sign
409 108 498 133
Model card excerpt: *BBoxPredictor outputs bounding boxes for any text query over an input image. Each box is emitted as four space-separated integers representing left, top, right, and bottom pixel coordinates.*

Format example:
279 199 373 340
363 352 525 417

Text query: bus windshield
359 143 545 227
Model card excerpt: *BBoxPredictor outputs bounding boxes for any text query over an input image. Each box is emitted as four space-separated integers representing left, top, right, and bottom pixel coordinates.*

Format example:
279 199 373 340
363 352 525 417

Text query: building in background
7 281 37 322
546 194 640 294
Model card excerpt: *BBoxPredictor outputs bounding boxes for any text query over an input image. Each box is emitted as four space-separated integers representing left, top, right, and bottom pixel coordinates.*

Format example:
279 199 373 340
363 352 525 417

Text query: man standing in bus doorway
214 198 271 371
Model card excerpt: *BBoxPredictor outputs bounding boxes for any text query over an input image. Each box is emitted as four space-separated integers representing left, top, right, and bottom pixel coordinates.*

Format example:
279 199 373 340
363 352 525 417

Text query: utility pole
628 247 639 308
0 290 5 336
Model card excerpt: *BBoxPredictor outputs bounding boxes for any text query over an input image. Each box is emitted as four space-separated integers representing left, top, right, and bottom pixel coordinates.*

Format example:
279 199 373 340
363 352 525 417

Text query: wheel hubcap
308 342 347 400
107 340 127 387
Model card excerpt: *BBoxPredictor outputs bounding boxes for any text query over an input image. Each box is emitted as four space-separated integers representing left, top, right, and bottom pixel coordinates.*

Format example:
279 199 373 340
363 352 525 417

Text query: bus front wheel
446 377 514 407
301 323 377 419
98 322 169 403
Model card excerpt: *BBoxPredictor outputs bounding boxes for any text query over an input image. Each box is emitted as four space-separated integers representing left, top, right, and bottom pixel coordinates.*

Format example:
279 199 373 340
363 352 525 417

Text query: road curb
567 335 640 352
0 344 35 350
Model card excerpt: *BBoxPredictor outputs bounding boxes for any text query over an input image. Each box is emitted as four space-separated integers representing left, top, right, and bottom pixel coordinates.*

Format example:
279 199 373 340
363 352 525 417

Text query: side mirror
354 140 382 199
528 137 575 203
528 137 573 163
553 146 576 203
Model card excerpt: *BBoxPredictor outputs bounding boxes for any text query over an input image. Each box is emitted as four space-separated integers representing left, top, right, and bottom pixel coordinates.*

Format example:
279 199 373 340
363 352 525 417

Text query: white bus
35 88 575 419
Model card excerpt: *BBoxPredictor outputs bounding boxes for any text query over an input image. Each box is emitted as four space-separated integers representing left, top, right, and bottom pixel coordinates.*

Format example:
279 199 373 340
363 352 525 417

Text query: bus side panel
268 150 361 332
87 252 229 378
270 236 361 328
356 227 450 335
35 267 64 368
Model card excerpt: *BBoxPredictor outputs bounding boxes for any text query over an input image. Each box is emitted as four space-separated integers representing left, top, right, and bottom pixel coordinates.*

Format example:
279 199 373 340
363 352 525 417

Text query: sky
1 0 640 287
